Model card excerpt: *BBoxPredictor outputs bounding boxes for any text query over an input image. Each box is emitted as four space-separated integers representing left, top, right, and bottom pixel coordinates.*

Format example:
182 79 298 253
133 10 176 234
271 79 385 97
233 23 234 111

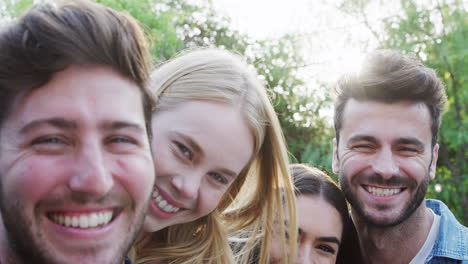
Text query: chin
143 216 166 232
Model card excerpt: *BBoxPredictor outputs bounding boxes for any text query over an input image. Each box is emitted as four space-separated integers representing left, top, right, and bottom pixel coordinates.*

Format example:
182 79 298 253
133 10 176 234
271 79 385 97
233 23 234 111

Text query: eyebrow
100 121 145 134
19 118 144 135
347 135 378 145
348 135 425 149
395 137 425 150
317 236 341 246
20 118 78 134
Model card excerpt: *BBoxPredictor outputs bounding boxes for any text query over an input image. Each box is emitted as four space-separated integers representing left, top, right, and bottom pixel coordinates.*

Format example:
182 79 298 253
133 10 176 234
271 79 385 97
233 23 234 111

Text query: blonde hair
133 48 297 264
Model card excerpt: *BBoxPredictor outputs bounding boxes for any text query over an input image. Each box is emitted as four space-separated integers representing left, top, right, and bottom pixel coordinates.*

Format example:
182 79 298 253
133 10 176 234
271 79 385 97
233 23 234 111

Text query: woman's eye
316 244 335 254
298 228 305 237
209 172 227 185
175 142 193 160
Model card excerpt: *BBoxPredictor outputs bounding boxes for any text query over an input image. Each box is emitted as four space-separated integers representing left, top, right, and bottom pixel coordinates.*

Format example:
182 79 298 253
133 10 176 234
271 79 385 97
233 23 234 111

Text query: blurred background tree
2 0 465 225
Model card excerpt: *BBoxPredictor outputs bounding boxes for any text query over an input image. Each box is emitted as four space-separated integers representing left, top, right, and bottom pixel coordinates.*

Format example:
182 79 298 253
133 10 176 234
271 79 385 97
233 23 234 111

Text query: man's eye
108 136 136 144
209 172 227 185
30 136 69 154
399 147 418 153
352 144 374 152
32 136 66 145
316 244 335 254
354 144 371 149
175 142 193 160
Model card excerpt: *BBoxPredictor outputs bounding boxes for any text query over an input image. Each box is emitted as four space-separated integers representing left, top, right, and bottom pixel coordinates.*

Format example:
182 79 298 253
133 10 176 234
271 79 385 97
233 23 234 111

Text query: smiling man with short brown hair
0 1 154 263
332 50 467 264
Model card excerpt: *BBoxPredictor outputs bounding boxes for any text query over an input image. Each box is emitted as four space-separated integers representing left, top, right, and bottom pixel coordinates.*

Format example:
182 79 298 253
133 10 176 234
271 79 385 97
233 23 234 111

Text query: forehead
297 195 343 237
153 100 254 166
4 65 144 131
340 99 432 143
154 100 252 137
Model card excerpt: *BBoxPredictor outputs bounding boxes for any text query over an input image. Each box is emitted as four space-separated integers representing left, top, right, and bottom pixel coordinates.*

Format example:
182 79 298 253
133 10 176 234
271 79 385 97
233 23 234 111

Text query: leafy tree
93 0 336 172
1 0 334 173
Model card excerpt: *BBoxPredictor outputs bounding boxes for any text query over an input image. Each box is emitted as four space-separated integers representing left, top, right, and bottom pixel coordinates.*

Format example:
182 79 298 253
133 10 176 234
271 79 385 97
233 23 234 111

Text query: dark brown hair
291 164 363 264
0 0 153 134
334 50 447 147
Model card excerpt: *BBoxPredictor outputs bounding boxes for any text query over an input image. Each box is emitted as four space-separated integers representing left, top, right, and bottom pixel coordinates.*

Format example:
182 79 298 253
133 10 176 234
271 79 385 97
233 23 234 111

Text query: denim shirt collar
426 199 468 261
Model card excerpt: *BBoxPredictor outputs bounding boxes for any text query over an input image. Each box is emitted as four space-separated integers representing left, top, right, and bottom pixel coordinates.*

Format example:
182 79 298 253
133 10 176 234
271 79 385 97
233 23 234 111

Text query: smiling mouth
364 186 405 197
152 188 181 213
47 210 116 229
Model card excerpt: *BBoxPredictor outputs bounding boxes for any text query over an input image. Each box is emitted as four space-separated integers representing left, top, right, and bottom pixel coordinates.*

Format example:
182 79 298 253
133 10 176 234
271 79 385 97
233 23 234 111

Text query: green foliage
95 0 185 60
1 0 34 19
92 0 335 171
246 36 334 172
1 0 334 174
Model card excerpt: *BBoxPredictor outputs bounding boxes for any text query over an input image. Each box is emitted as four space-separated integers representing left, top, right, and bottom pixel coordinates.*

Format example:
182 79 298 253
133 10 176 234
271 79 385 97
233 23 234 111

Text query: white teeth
79 215 88 228
152 189 181 213
366 186 402 196
50 211 114 229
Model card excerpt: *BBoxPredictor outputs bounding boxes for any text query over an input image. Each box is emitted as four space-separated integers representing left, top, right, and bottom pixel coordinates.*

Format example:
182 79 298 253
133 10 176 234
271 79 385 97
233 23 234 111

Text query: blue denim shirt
426 199 468 264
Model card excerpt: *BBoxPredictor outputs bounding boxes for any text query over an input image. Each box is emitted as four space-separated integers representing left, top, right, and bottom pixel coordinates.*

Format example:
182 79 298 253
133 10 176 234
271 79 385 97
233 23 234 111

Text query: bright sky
211 0 399 88
209 0 402 119
213 0 318 39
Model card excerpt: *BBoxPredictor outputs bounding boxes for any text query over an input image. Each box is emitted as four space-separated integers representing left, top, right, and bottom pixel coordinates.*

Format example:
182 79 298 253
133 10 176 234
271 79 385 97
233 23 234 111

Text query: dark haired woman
269 164 363 263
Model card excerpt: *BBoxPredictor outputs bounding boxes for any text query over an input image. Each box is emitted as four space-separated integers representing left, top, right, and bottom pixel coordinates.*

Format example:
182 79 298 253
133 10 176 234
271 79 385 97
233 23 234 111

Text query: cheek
197 186 224 216
398 158 430 181
151 140 177 181
315 253 337 264
341 154 370 176
114 156 154 204
153 150 172 178
2 157 72 199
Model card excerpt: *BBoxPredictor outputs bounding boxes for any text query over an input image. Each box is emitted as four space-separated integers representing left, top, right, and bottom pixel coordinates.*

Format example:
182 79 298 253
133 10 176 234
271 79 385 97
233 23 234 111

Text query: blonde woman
132 48 297 264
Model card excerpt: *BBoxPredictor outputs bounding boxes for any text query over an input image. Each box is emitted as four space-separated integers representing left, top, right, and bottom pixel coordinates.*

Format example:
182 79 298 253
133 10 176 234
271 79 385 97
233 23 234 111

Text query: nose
68 142 113 197
372 147 399 179
295 245 313 264
170 170 202 199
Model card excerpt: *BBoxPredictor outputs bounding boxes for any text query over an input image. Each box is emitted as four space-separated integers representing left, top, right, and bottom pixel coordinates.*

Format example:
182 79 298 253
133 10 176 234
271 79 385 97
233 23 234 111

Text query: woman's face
143 100 254 232
269 195 343 264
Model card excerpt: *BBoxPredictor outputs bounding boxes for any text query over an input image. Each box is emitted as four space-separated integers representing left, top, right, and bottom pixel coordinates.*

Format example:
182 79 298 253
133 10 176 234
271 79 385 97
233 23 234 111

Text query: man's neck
353 203 434 264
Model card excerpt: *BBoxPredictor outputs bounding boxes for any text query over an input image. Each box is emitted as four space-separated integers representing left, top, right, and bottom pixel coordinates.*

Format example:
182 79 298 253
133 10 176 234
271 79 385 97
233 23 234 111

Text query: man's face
0 65 154 264
332 99 438 227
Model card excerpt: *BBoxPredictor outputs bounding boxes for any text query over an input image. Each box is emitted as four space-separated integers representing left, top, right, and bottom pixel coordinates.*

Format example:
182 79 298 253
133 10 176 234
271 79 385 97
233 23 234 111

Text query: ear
429 143 439 180
332 138 340 174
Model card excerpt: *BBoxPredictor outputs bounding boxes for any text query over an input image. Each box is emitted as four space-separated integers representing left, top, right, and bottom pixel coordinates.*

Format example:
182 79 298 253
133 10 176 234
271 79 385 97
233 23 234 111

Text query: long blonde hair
134 48 297 264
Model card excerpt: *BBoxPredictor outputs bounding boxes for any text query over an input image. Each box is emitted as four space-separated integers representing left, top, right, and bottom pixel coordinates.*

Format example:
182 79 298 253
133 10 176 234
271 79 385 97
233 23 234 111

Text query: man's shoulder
425 199 468 262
